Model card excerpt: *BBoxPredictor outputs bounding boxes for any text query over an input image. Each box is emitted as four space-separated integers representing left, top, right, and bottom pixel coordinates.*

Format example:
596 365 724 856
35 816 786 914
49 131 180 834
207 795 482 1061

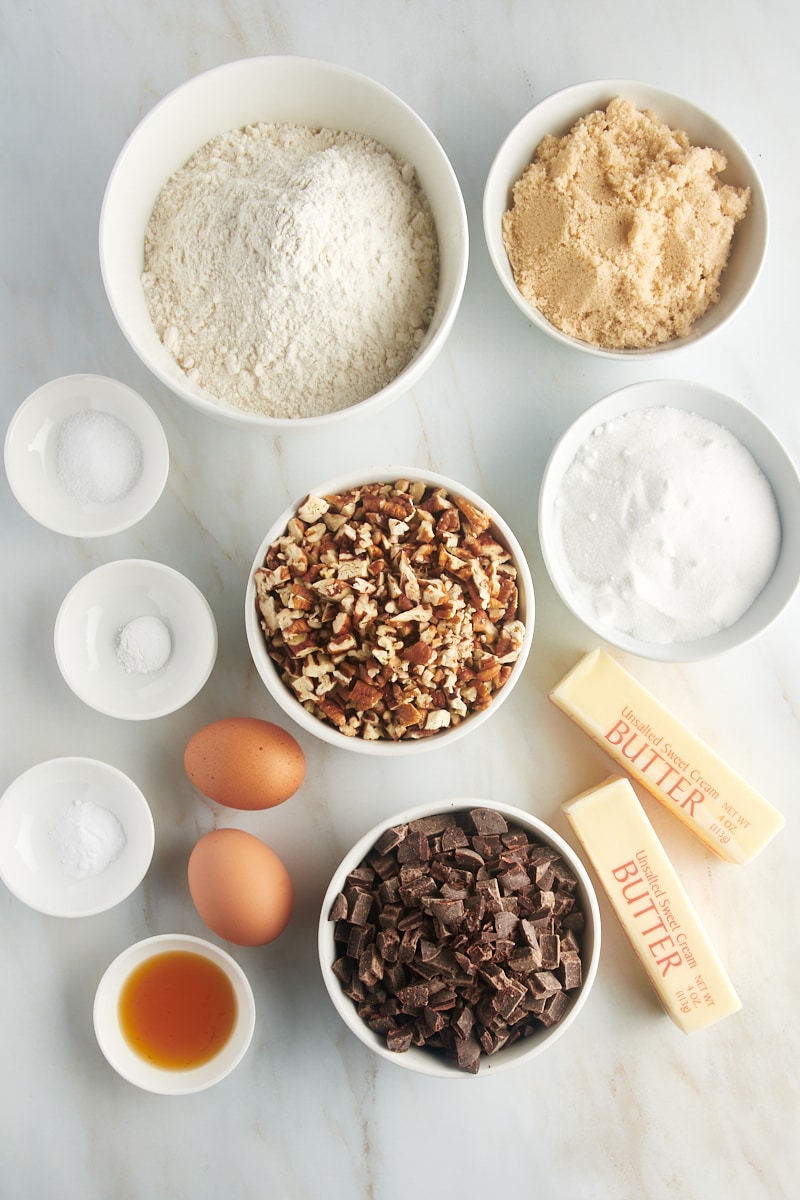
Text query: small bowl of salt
538 379 800 662
4 374 169 537
55 559 218 719
0 757 155 917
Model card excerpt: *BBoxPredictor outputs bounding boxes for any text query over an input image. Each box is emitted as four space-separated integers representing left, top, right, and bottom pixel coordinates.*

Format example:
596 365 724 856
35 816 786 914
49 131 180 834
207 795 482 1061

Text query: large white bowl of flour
99 57 468 427
538 380 800 662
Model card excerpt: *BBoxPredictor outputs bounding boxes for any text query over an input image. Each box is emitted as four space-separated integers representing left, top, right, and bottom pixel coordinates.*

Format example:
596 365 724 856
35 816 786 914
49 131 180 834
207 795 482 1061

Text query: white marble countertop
2 2 798 1197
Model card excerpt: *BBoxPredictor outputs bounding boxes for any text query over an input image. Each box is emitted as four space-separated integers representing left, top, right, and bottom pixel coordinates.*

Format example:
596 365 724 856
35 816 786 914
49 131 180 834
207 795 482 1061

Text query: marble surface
2 2 799 1197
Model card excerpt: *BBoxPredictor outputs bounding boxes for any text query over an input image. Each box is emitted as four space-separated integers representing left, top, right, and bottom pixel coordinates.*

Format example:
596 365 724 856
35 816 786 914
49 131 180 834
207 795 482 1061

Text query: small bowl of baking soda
54 559 218 719
0 757 155 917
4 374 169 537
538 380 800 662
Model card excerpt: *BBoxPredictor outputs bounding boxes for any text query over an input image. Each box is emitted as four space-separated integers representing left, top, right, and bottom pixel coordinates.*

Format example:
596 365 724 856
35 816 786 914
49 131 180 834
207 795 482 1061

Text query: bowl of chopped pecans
245 469 534 754
318 799 601 1076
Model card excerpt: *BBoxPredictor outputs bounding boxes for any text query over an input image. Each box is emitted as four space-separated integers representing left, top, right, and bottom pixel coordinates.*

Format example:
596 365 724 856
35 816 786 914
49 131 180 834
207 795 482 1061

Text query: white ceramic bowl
539 380 800 662
0 757 154 917
318 798 601 1077
484 80 768 358
4 374 169 536
100 55 468 428
55 559 217 719
245 467 534 754
93 933 256 1094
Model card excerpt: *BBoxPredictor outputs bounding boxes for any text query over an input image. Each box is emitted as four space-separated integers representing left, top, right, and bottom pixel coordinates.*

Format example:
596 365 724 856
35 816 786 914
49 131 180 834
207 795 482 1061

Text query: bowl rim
317 796 601 1077
93 932 256 1094
538 379 800 662
99 54 469 429
3 373 169 537
0 756 155 917
483 77 769 360
244 466 535 754
54 557 218 719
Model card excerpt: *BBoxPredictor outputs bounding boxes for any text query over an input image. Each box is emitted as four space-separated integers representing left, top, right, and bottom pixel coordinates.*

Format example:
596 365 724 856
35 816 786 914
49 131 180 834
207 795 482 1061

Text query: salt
116 615 172 674
55 409 143 504
553 407 782 644
49 799 127 879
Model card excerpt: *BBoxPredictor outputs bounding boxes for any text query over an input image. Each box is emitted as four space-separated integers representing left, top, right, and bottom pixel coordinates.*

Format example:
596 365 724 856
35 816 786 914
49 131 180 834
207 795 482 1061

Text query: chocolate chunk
472 835 502 860
373 824 408 854
408 813 457 835
540 989 571 1027
455 1030 482 1074
396 982 430 1010
539 934 561 970
469 808 509 835
328 892 348 921
498 866 532 893
453 846 485 871
493 910 519 939
559 954 583 990
359 946 384 986
376 928 400 962
396 830 429 863
441 825 469 851
386 1025 414 1053
423 896 465 925
346 923 375 959
347 888 375 926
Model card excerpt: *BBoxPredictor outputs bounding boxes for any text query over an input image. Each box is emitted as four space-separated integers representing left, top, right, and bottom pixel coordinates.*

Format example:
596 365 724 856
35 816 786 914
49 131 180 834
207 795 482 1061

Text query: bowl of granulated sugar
538 380 800 662
484 81 768 358
100 56 468 428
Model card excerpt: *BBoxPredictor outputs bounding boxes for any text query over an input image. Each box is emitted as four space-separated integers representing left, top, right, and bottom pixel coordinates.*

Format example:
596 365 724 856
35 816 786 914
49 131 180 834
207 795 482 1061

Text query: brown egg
188 828 294 946
184 717 305 810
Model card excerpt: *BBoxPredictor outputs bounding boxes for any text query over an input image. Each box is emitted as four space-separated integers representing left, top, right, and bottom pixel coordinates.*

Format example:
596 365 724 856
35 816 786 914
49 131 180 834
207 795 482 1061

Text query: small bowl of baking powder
4 374 169 536
100 56 468 427
55 559 218 719
484 80 768 357
0 757 154 917
538 380 800 662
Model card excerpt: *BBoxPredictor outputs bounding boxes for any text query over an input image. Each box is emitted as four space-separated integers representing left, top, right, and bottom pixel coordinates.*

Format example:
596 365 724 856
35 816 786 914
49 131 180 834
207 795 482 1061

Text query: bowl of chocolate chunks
318 799 601 1076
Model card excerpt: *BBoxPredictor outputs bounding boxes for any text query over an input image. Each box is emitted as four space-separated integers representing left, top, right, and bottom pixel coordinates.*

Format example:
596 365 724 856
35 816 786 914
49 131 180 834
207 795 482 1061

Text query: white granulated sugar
553 406 781 644
142 122 439 419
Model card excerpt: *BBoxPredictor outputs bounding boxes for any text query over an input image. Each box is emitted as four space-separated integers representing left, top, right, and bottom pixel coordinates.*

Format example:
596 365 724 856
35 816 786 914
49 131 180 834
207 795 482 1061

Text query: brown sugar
501 97 750 349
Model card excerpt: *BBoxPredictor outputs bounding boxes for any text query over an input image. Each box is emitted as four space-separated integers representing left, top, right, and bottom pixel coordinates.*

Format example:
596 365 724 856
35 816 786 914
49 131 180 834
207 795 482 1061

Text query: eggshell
188 828 294 946
184 717 305 810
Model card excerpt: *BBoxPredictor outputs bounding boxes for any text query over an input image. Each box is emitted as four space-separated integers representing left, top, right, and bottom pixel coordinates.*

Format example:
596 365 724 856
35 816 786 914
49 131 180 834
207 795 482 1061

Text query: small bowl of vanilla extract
93 933 256 1094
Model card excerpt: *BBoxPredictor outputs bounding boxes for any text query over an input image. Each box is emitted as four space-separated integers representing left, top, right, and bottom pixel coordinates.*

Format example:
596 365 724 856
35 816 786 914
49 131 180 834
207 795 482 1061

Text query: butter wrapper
550 649 784 864
563 777 741 1032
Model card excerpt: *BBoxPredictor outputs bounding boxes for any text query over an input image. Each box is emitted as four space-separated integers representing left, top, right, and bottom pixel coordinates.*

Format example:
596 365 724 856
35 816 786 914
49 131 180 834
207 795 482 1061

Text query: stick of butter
549 649 784 864
563 777 741 1032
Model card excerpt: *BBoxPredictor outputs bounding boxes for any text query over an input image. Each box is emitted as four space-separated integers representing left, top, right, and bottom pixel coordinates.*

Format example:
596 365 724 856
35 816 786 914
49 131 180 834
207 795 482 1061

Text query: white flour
553 407 781 643
142 122 439 419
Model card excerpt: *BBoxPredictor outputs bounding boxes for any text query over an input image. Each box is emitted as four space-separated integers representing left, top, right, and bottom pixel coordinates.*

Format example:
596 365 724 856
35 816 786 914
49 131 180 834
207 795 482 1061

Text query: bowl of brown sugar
483 80 768 358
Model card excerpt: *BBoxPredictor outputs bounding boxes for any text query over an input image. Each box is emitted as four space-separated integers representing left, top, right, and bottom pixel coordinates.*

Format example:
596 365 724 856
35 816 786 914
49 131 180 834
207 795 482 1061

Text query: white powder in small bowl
55 409 143 504
116 615 172 674
553 406 781 644
49 799 127 880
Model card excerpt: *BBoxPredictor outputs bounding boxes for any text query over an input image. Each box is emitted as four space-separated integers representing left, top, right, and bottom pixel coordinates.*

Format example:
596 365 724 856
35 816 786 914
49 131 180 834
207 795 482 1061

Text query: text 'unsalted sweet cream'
549 649 783 864
562 777 741 1032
